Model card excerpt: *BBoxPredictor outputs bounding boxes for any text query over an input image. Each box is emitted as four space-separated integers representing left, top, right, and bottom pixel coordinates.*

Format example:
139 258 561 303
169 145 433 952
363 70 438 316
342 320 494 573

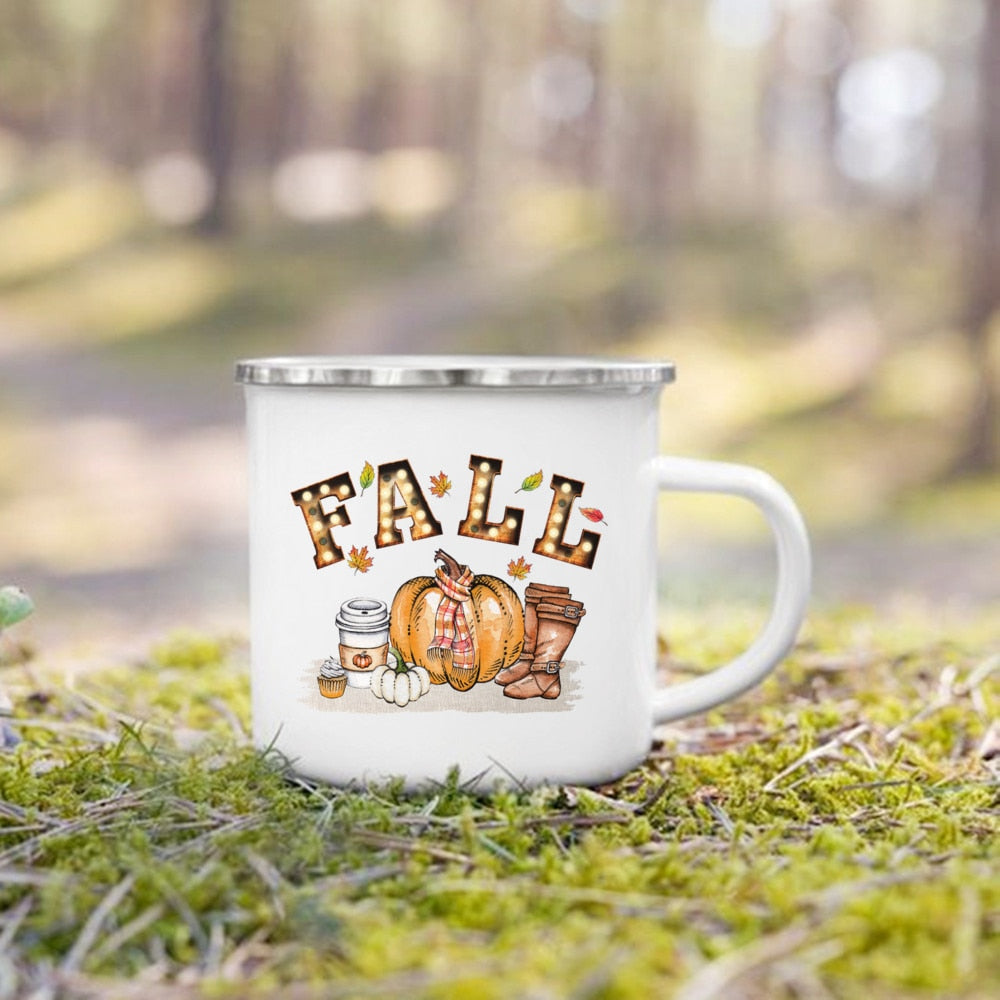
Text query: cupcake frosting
320 657 345 680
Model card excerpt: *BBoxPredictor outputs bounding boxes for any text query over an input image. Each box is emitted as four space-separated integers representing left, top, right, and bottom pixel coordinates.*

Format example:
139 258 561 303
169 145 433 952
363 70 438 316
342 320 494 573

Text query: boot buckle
530 661 560 674
562 606 580 619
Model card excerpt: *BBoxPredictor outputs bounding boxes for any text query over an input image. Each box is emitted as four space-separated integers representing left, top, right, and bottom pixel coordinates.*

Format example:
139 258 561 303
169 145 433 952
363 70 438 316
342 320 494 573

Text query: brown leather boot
503 599 585 700
495 583 571 686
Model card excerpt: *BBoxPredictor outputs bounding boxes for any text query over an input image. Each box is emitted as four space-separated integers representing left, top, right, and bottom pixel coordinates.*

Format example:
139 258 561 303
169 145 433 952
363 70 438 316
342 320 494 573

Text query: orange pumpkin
389 549 524 690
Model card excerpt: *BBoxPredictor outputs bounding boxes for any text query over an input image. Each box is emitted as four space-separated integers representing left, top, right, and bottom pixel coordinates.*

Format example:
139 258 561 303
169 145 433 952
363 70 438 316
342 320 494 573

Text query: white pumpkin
371 649 431 708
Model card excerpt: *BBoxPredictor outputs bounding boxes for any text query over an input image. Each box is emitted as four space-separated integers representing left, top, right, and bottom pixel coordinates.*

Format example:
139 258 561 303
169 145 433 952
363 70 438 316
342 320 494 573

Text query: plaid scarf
427 566 475 673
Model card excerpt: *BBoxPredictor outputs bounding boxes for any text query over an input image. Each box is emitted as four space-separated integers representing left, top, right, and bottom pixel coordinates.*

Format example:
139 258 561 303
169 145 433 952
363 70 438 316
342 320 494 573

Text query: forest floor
0 613 996 999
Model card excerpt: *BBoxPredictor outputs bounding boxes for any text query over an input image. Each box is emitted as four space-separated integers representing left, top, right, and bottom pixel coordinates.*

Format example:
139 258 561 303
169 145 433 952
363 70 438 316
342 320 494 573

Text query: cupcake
317 657 347 699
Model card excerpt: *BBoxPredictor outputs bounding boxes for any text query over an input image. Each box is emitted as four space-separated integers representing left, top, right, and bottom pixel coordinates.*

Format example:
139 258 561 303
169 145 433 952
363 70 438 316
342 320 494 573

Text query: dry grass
0 609 995 999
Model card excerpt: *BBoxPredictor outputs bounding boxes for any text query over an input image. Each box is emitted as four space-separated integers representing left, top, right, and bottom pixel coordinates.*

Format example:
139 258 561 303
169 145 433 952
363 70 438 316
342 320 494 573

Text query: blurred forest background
0 0 997 650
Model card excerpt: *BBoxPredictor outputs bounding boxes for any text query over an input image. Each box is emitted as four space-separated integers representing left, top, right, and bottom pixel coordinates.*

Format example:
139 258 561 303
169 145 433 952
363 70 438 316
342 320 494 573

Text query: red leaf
579 507 607 525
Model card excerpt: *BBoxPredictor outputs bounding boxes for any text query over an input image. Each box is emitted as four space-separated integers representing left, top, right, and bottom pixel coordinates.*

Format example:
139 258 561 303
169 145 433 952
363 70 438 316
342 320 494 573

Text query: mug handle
651 456 812 724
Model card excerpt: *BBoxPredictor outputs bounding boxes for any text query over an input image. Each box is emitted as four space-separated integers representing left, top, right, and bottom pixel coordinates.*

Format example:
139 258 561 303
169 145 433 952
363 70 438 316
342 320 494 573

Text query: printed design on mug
296 453 602 713
315 549 587 708
291 455 605 572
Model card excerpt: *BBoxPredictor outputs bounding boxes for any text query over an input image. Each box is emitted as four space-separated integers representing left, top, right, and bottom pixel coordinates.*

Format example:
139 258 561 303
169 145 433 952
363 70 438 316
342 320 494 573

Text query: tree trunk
264 2 304 170
956 0 1000 474
194 0 234 236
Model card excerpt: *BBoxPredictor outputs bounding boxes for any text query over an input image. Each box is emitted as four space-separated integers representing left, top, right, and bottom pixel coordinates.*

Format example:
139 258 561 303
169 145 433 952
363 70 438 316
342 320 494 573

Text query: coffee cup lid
335 598 389 631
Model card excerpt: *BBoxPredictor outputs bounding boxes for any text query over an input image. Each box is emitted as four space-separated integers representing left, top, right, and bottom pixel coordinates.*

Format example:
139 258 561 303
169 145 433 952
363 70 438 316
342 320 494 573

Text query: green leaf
517 470 544 493
0 586 33 629
359 461 375 495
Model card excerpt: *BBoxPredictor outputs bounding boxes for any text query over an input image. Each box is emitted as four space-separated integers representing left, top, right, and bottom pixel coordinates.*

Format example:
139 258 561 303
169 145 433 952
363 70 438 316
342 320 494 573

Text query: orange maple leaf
507 556 531 581
347 545 373 574
429 471 452 498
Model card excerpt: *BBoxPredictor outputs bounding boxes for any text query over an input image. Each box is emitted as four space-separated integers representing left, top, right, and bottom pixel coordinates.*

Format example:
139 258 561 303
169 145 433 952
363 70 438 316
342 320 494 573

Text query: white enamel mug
236 356 810 789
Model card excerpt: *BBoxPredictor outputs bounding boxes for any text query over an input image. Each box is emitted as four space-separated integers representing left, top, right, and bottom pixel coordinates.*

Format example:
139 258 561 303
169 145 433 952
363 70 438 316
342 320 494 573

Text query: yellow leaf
507 556 531 580
517 470 544 493
429 471 452 498
359 461 375 495
348 545 373 574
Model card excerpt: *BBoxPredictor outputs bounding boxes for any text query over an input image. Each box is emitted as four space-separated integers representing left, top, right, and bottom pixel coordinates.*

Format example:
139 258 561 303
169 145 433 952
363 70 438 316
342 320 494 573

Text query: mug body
240 357 673 789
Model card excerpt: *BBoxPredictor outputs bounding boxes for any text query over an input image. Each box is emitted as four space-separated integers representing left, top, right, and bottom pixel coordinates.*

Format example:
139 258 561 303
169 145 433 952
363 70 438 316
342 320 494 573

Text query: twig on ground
956 654 999 696
0 893 35 951
522 811 634 829
60 874 136 974
885 665 959 745
312 863 408 891
206 697 248 743
420 876 705 920
87 904 168 967
673 924 817 1000
5 717 120 745
0 867 57 887
763 724 870 792
352 830 472 864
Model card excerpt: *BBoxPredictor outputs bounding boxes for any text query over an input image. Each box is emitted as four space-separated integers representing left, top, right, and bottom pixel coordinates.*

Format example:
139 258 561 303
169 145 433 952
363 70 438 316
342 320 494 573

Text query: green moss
0 607 996 997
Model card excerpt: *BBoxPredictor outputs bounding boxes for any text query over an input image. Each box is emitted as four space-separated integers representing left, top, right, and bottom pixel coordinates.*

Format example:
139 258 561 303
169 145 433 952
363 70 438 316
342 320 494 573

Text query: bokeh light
529 53 595 122
272 149 371 221
707 0 776 49
837 48 944 127
563 0 620 23
139 154 213 225
371 148 456 222
835 47 944 193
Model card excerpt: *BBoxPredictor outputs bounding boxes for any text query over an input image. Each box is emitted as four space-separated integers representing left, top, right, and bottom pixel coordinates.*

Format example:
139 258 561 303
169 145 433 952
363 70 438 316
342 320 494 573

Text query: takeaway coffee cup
236 356 810 788
335 598 390 688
